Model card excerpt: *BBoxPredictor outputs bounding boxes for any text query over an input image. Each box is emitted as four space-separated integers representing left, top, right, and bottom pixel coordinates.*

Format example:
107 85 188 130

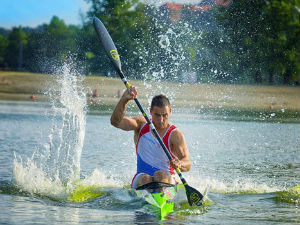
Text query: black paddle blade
185 185 204 206
93 16 122 74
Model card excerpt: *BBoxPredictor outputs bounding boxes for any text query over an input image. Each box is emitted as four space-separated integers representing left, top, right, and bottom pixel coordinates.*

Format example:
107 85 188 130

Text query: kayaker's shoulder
170 128 185 139
132 115 146 129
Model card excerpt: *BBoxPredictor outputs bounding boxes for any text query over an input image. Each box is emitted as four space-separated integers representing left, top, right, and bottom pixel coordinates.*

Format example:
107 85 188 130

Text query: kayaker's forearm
180 159 191 172
110 98 129 127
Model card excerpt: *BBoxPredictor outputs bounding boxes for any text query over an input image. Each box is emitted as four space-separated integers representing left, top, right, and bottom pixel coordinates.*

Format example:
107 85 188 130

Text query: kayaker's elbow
110 118 119 128
181 161 191 172
185 164 191 172
184 162 191 172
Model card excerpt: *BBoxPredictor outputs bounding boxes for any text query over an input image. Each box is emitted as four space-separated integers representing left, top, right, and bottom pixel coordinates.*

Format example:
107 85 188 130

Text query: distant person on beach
90 89 98 104
92 89 98 98
110 85 191 189
30 94 36 101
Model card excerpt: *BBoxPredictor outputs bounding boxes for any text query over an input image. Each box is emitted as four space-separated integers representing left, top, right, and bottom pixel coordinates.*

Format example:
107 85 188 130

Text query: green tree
23 16 81 73
4 27 27 70
83 0 163 77
215 0 268 83
44 16 79 62
0 34 8 68
264 0 300 84
215 0 300 85
195 22 242 84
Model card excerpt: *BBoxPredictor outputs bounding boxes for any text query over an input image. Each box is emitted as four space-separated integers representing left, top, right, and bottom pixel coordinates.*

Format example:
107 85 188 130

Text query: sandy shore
1 71 299 122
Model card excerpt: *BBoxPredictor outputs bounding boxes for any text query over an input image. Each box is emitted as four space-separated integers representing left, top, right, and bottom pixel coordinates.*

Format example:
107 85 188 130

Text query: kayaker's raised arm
110 86 142 131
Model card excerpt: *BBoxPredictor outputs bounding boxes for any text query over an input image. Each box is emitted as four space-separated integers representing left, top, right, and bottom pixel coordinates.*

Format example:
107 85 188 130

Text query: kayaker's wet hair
151 95 170 109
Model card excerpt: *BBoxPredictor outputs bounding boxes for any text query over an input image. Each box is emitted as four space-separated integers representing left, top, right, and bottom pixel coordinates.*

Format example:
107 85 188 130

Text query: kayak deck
67 181 183 219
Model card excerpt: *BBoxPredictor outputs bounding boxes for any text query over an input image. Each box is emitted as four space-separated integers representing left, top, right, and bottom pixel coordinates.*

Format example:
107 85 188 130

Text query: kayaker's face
150 106 171 130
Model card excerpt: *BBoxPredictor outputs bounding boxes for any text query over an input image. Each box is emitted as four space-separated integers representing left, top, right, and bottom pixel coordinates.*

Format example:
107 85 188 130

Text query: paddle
93 16 203 206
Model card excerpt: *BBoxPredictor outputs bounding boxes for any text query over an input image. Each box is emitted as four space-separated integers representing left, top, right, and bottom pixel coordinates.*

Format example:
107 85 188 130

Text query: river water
0 75 299 224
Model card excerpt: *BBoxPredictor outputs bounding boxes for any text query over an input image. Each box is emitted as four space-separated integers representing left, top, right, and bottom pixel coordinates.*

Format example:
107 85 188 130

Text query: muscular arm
110 86 145 133
110 97 137 131
170 129 191 172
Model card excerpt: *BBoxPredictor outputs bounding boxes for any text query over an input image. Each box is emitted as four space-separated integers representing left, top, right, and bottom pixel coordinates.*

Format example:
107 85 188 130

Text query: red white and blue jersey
135 123 177 176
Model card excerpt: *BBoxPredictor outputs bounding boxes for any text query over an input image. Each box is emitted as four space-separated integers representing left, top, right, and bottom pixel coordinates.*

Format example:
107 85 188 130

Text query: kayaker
110 85 191 189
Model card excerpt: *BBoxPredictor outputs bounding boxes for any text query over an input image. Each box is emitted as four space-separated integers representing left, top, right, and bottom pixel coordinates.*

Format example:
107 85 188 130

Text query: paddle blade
93 16 122 74
185 184 204 206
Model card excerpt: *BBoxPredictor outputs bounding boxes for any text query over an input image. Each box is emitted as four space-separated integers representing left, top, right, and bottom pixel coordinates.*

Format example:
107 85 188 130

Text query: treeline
0 0 299 85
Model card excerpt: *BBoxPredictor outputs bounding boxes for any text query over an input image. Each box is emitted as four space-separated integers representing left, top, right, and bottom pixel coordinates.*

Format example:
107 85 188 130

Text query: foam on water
73 169 124 188
13 63 87 200
184 173 283 195
13 154 67 199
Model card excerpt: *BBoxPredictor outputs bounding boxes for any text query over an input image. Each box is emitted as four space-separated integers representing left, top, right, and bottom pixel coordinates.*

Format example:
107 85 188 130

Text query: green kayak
67 181 182 219
134 182 181 219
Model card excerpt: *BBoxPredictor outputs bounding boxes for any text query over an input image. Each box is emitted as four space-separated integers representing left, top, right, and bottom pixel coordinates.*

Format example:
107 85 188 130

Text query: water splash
73 168 124 188
133 8 203 108
185 173 283 195
13 63 87 199
44 64 86 183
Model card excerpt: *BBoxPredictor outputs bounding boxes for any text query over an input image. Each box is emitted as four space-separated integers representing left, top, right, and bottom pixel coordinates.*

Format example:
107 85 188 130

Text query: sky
0 0 203 29
0 0 91 29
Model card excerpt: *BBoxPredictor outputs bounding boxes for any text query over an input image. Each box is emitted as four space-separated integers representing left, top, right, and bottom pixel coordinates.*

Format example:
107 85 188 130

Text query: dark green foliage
0 34 8 67
0 0 298 85
3 27 27 70
214 0 300 84
83 0 165 79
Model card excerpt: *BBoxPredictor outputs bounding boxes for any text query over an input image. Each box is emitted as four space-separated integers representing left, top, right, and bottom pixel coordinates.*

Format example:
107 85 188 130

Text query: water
0 75 300 224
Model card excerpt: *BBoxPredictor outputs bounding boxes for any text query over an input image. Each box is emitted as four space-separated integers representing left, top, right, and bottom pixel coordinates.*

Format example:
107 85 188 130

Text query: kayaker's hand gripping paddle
93 16 203 206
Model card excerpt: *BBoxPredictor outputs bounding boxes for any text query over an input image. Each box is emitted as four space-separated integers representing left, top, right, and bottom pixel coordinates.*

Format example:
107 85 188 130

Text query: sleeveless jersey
135 123 177 176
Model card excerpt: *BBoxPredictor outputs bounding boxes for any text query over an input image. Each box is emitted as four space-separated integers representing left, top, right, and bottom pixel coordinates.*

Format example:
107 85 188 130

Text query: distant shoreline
0 71 299 123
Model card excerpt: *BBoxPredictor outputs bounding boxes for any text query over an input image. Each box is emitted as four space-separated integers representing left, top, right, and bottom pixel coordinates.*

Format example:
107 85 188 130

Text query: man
110 86 191 189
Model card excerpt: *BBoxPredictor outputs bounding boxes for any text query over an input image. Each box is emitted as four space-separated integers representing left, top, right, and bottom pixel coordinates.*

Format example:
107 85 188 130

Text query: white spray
13 63 87 199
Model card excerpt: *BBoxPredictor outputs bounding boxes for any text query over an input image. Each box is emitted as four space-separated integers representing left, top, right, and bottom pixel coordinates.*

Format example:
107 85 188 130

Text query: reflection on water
134 211 161 225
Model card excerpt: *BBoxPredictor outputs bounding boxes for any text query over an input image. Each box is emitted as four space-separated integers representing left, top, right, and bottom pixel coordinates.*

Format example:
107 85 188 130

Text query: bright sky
0 0 203 29
0 0 91 29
